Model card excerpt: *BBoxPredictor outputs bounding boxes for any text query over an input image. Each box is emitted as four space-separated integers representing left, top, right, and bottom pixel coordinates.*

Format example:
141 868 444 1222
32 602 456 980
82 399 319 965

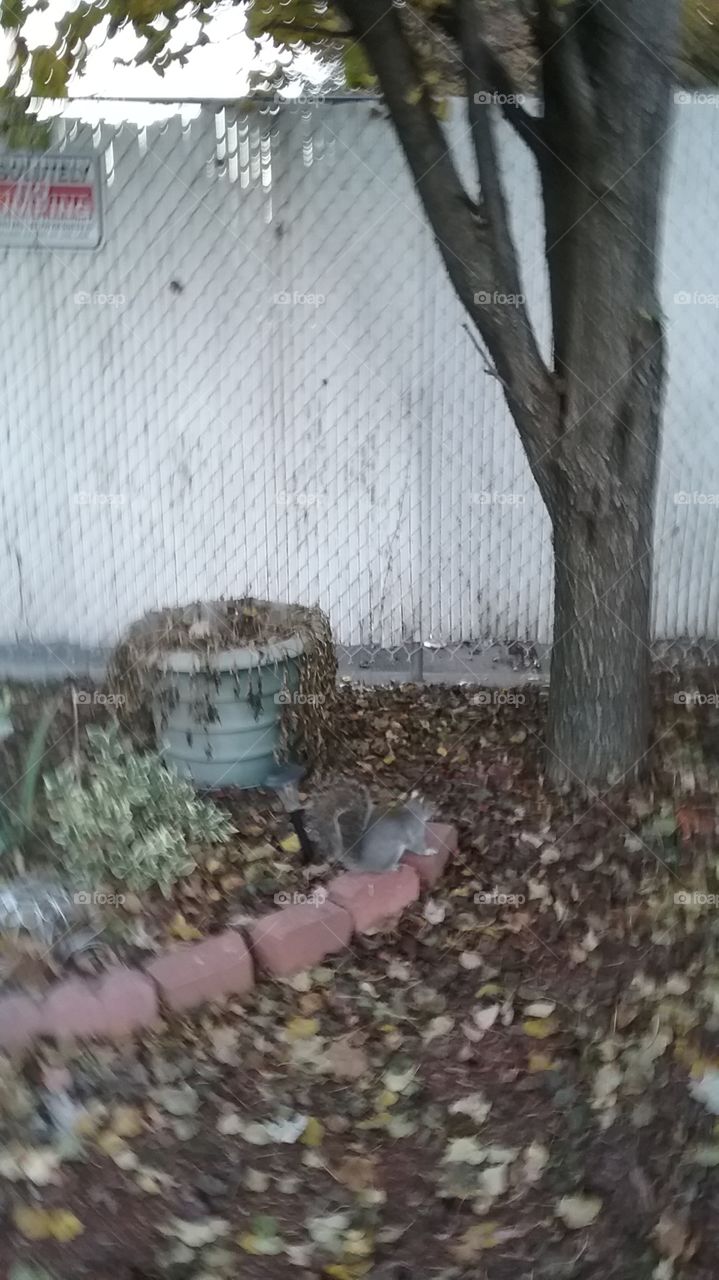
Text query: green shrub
0 695 59 858
44 725 234 895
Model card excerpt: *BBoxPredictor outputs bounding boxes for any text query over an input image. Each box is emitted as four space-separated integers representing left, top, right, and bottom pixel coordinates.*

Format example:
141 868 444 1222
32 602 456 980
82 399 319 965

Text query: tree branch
536 0 596 143
458 0 523 297
480 42 547 161
334 0 557 492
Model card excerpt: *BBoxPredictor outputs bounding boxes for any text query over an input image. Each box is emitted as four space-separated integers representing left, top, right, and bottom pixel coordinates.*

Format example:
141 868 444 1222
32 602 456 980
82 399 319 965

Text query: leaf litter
2 679 719 1278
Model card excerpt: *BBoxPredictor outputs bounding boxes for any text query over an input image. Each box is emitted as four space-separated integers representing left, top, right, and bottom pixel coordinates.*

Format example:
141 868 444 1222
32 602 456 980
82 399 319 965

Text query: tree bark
537 0 677 785
336 0 680 786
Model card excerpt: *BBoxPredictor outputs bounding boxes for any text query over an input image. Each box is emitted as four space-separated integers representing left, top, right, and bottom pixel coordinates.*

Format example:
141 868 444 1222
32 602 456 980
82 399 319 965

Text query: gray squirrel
307 779 435 872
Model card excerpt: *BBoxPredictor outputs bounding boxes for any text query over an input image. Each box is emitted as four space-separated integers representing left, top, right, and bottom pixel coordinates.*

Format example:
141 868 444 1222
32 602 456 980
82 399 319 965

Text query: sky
2 1 327 123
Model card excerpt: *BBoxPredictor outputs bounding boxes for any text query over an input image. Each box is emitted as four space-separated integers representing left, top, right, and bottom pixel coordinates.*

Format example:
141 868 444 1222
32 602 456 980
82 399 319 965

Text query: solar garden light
265 762 316 865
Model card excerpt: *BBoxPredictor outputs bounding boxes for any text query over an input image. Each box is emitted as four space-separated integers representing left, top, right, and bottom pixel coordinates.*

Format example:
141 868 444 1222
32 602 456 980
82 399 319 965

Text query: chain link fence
0 97 718 682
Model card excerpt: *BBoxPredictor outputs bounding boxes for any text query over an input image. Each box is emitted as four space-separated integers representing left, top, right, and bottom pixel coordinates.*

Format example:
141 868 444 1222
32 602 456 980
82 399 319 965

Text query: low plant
0 695 59 858
44 725 234 895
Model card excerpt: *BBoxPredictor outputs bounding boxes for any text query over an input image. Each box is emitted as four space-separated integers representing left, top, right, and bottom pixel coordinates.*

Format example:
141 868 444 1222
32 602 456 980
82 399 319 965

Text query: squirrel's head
406 793 434 822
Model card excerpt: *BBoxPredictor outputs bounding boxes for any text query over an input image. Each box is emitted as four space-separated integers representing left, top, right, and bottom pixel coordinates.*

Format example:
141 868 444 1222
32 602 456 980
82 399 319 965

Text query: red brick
327 866 420 932
248 902 352 978
676 804 716 843
403 821 457 887
0 993 44 1053
98 967 159 1035
43 967 158 1041
145 931 254 1011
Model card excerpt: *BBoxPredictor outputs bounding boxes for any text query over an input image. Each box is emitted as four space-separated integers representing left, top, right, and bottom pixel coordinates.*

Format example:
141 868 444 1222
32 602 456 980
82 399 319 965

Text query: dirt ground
1 676 719 1280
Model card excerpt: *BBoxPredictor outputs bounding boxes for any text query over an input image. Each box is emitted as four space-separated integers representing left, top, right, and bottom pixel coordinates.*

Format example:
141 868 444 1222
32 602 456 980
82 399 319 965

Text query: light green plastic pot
152 636 304 789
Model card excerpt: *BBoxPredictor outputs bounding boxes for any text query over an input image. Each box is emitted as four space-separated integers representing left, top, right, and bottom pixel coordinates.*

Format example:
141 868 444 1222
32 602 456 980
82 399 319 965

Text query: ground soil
1 673 718 1280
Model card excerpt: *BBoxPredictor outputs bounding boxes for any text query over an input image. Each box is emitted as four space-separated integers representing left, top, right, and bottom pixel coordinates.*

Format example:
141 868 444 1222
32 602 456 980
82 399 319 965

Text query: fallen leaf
524 1001 556 1018
151 1085 199 1116
689 1069 719 1114
556 1195 602 1229
238 1211 285 1256
264 1113 309 1143
169 913 202 941
473 1004 500 1032
451 1222 507 1260
47 1211 85 1243
523 1016 560 1039
327 1036 369 1081
423 898 446 925
165 1217 229 1248
13 1206 84 1242
307 1210 352 1251
110 1105 144 1139
302 1117 325 1148
383 1062 417 1094
324 1265 372 1280
522 1140 549 1184
654 1210 690 1261
216 1112 245 1136
279 832 301 854
687 1144 719 1166
333 1155 380 1192
285 1016 320 1041
17 1149 60 1186
443 1136 487 1166
527 1052 556 1072
423 1015 454 1042
13 1207 52 1241
448 1092 492 1124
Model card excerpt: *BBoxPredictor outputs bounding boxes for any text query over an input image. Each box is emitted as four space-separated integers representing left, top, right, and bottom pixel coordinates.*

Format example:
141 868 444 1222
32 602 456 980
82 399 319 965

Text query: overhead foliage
0 0 717 114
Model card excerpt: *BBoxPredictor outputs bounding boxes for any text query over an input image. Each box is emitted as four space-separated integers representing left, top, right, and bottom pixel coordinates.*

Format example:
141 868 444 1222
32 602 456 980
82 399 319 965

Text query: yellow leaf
376 1089 398 1109
279 833 301 854
237 1232 263 1255
528 1052 556 1072
301 1117 324 1148
452 1221 502 1261
689 1054 716 1078
13 1206 52 1240
324 1265 372 1280
476 982 503 998
343 1228 374 1258
522 1016 560 1039
436 745 448 756
382 752 395 764
169 912 202 941
49 1210 84 1242
111 1105 144 1138
13 1206 84 1242
285 1016 320 1040
357 1111 391 1131
97 1130 125 1157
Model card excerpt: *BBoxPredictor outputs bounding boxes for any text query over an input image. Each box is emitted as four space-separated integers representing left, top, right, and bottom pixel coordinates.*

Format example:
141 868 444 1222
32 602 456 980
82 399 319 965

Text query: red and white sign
0 154 102 249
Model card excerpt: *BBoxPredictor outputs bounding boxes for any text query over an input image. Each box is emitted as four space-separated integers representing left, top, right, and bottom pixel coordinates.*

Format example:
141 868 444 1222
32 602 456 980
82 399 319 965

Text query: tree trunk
547 481 656 788
339 0 680 787
540 199 665 785
536 0 676 786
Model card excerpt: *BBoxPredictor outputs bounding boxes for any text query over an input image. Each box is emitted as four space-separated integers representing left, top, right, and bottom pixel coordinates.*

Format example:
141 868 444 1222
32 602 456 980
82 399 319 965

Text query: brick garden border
0 823 457 1054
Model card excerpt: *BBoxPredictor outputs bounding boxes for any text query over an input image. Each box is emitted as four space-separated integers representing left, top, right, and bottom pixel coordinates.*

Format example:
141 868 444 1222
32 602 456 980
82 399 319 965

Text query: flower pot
151 635 304 790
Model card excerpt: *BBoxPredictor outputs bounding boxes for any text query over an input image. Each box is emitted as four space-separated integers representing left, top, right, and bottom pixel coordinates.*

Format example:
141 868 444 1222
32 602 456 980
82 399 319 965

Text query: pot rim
148 633 305 674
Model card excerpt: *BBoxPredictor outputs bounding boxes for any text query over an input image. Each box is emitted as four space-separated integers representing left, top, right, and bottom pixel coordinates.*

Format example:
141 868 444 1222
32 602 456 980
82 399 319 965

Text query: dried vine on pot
105 598 337 774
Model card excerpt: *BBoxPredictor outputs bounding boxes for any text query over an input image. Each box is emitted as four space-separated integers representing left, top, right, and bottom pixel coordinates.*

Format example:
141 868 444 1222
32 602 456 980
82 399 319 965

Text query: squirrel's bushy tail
306 778 372 861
